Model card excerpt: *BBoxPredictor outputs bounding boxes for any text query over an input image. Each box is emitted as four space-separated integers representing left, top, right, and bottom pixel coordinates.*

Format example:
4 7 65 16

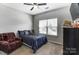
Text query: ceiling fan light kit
24 3 48 11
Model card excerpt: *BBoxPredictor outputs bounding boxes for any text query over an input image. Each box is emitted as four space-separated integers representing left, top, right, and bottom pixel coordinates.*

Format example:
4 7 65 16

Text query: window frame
39 18 58 36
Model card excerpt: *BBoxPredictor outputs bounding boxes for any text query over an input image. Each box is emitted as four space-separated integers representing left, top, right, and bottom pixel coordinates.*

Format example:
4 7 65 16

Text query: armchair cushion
7 39 15 42
0 41 8 44
3 35 8 41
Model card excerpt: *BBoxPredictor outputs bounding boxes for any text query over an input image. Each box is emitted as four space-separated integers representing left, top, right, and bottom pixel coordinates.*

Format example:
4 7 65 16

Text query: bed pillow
28 30 34 35
18 31 25 35
24 30 34 35
24 30 30 35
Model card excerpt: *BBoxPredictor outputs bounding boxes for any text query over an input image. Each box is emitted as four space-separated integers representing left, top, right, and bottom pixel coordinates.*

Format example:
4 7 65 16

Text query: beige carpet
0 42 63 55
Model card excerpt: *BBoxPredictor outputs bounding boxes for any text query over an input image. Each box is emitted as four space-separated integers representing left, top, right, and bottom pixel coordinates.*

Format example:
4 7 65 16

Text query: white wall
0 4 32 33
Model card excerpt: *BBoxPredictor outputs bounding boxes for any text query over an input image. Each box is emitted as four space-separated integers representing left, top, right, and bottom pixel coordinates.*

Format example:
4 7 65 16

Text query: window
39 18 58 36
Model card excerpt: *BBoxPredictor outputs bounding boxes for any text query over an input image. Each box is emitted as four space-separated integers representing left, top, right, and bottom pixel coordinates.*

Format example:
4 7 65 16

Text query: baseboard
48 40 63 45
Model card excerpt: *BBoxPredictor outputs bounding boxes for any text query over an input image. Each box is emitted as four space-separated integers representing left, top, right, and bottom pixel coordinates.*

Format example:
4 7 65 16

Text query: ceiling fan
24 3 48 11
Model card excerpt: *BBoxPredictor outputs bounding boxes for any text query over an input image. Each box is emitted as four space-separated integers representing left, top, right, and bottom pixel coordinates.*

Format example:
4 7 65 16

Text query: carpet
0 42 63 55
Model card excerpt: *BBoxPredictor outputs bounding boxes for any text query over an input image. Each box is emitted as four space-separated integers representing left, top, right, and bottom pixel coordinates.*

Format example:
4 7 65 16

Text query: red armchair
0 32 22 54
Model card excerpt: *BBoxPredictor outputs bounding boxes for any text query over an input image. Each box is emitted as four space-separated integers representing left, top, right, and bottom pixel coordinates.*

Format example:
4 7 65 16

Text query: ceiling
1 3 71 15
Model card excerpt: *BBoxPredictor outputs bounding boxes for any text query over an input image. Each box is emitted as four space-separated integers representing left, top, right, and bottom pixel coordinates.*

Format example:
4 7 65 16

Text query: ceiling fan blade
38 3 47 6
30 7 34 11
24 3 33 5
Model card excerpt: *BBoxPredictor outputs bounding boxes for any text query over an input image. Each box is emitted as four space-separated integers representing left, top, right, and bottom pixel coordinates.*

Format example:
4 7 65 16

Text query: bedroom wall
33 6 72 44
0 4 32 33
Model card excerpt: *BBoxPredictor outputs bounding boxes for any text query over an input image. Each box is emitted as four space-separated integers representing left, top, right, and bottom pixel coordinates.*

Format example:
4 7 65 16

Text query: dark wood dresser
63 27 79 55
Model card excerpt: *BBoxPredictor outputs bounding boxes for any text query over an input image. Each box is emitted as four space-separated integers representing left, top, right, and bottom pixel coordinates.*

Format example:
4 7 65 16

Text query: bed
18 30 47 53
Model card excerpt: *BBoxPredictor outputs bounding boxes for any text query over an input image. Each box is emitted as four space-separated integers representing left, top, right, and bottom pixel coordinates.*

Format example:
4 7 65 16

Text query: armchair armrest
0 41 3 42
0 41 7 43
0 41 9 45
15 37 22 41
